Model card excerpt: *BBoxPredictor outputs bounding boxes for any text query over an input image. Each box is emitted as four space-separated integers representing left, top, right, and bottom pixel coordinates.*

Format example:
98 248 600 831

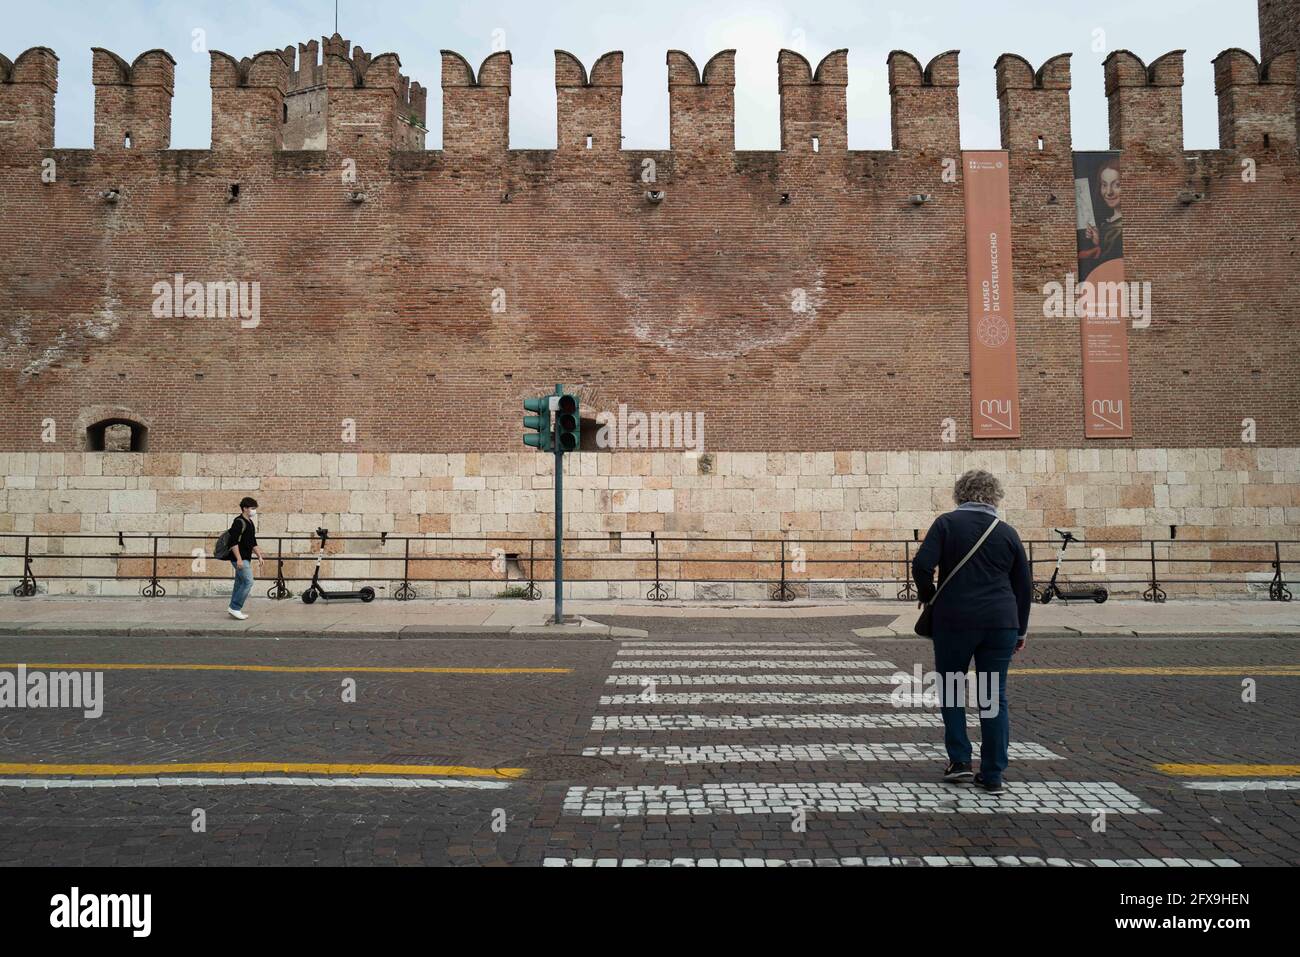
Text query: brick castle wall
0 26 1296 454
0 6 1298 600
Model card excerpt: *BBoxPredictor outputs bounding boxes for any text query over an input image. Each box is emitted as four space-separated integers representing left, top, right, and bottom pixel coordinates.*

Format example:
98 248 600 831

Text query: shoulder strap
927 518 1000 608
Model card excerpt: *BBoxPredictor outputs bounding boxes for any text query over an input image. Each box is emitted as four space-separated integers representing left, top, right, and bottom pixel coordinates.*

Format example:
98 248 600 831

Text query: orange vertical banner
963 151 1021 439
1074 151 1134 438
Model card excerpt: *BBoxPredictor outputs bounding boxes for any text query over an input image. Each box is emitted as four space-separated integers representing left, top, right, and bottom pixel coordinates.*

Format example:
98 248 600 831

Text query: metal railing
0 530 1294 603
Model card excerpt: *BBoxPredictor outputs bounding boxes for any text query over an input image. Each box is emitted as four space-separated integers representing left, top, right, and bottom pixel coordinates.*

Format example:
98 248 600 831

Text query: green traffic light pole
525 385 576 624
552 385 564 625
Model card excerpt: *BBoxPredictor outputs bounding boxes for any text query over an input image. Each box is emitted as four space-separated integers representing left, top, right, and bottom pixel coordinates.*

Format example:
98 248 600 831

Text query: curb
851 625 1300 639
0 621 649 641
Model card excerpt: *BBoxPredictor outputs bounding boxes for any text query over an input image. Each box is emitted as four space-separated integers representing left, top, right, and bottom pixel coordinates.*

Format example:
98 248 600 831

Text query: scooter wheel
360 586 376 603
1039 591 1054 604
1094 590 1108 604
302 588 318 605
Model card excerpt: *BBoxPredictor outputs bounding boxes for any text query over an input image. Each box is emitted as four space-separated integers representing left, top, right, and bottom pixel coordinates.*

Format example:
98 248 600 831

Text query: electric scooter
1037 529 1108 604
301 527 375 604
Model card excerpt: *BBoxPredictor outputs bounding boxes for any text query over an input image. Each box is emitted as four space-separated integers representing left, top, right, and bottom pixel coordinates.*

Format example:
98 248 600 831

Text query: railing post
524 538 541 601
771 538 795 602
1143 539 1167 603
13 535 38 597
141 534 166 597
1269 540 1293 602
1029 540 1041 603
897 540 916 601
394 536 416 601
267 536 291 600
647 530 667 601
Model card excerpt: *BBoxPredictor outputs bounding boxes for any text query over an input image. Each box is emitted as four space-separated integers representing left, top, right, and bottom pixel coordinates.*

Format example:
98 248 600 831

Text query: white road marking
621 641 859 648
1182 780 1300 791
615 649 871 657
544 855 1237 868
612 660 896 670
582 742 1062 764
0 776 511 790
599 692 938 705
591 713 973 730
562 781 1161 817
604 674 903 686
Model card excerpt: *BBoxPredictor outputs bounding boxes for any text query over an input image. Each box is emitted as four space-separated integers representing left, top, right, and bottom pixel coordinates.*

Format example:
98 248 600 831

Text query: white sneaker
228 608 248 620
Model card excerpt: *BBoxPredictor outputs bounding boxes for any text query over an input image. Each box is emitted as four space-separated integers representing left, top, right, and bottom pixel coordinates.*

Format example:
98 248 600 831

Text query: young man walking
227 497 264 620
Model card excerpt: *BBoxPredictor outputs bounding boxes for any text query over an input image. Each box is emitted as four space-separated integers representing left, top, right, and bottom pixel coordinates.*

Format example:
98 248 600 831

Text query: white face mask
248 509 258 519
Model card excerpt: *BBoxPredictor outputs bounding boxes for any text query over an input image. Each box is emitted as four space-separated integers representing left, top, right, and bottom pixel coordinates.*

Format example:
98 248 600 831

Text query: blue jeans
230 561 254 611
932 627 1018 782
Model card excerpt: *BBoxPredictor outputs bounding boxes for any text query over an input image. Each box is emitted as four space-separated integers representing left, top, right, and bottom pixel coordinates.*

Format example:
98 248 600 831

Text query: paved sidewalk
0 595 1296 639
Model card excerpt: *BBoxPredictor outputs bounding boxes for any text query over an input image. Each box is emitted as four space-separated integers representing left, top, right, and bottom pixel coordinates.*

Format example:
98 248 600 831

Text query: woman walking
912 470 1032 792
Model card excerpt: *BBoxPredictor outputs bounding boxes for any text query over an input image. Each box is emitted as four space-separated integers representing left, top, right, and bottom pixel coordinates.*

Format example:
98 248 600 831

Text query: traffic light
555 393 580 452
523 396 552 451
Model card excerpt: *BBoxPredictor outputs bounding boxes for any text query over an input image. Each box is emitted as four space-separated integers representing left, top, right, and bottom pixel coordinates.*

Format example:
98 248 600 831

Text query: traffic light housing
555 393 580 452
523 396 552 451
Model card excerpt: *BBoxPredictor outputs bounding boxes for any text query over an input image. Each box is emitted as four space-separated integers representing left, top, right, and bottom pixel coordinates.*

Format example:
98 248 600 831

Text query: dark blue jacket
912 506 1032 636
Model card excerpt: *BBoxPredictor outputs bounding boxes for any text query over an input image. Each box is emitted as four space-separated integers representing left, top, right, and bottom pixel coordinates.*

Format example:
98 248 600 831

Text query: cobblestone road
0 618 1295 866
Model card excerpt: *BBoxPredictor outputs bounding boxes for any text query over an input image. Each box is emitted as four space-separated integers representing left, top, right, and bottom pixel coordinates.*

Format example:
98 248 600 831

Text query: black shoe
972 773 1004 793
943 761 974 783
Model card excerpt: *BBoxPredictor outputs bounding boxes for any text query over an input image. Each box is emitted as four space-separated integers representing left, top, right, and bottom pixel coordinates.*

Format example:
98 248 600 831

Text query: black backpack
213 516 246 561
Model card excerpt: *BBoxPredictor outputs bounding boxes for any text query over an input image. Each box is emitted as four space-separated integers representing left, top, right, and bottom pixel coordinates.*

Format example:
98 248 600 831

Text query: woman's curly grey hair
953 469 1004 507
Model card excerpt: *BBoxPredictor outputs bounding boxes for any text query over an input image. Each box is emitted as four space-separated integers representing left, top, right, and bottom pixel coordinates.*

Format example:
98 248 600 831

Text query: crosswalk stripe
621 642 859 648
612 660 896 669
599 692 938 705
615 649 871 657
562 781 1160 817
544 855 1237 868
591 713 973 730
604 674 903 686
582 742 1062 764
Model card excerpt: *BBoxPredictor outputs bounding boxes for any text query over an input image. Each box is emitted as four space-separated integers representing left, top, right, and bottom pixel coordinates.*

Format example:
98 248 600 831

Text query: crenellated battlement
90 48 175 152
887 50 960 152
667 50 736 157
995 53 1072 153
555 50 622 153
0 46 57 150
441 50 512 155
777 49 848 154
1103 49 1186 152
1213 48 1296 150
1 29 1297 161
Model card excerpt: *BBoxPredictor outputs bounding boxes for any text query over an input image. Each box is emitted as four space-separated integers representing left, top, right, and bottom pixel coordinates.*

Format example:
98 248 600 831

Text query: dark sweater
912 507 1032 636
226 515 258 563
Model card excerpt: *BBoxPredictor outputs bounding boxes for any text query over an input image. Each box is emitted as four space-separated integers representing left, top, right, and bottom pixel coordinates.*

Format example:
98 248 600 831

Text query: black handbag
914 518 1000 638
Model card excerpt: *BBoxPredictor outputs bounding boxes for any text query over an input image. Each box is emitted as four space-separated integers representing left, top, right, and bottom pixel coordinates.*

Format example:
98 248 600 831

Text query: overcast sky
9 0 1266 151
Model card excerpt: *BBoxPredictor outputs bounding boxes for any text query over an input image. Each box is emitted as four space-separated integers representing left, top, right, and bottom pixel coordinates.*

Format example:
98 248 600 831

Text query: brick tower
1259 0 1299 133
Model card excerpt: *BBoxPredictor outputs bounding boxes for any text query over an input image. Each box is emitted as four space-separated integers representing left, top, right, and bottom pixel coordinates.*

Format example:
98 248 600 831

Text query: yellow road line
1156 764 1300 777
0 762 527 779
1011 666 1300 676
0 663 570 675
